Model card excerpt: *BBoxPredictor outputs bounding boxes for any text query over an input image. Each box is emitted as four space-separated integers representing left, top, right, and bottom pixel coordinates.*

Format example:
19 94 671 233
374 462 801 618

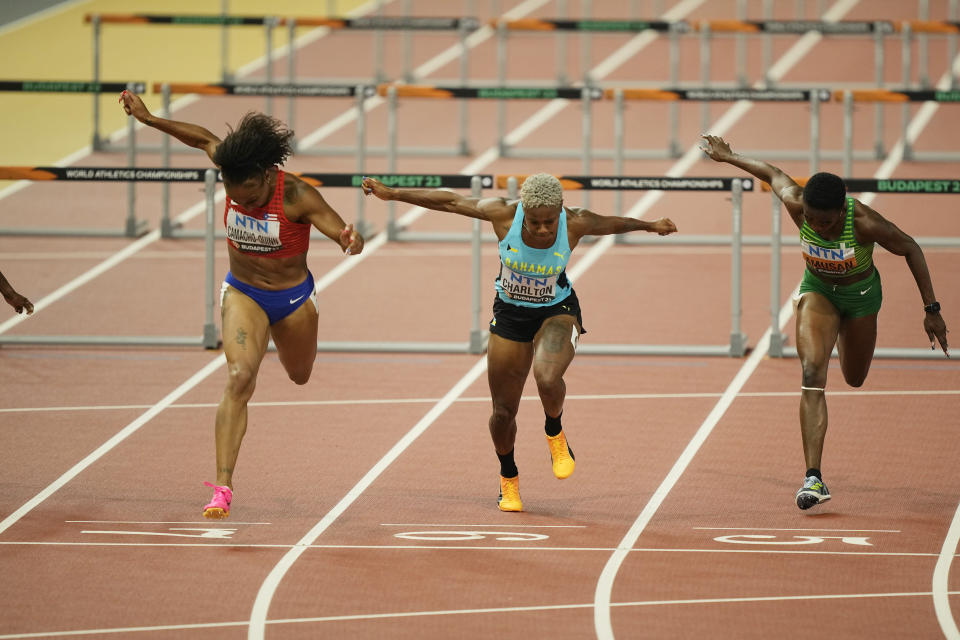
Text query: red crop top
223 170 311 257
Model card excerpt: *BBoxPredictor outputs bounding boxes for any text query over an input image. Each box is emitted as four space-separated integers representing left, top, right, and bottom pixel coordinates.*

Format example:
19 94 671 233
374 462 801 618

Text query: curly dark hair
802 172 846 211
213 112 294 183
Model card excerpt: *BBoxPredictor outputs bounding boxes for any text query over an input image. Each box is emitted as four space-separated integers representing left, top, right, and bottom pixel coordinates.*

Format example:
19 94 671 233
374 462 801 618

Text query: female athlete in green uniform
701 134 949 510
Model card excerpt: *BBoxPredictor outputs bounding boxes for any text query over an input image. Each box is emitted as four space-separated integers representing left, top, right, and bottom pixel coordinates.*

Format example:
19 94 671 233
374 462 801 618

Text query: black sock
497 450 518 478
544 412 563 437
806 468 822 480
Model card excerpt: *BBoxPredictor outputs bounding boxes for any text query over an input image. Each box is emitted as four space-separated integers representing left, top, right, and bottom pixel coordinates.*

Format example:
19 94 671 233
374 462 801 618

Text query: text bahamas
502 256 564 275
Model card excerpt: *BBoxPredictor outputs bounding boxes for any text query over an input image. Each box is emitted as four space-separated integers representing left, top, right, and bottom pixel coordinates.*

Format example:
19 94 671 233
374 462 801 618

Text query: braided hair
213 112 294 184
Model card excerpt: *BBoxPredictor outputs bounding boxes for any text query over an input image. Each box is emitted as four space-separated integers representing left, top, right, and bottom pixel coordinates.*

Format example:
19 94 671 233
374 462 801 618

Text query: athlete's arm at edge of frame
853 200 949 355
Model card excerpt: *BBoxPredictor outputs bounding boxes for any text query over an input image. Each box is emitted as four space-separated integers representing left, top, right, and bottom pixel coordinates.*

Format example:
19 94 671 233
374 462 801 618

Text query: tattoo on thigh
235 328 247 349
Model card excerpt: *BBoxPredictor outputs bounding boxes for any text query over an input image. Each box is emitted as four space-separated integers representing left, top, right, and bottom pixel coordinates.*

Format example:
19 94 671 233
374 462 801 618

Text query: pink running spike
202 481 232 519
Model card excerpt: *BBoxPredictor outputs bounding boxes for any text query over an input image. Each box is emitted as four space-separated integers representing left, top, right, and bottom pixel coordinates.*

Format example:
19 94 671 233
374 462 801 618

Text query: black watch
924 301 941 314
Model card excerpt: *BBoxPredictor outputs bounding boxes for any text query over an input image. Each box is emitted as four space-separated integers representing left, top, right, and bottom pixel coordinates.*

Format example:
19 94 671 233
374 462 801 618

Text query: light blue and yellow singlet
495 202 573 308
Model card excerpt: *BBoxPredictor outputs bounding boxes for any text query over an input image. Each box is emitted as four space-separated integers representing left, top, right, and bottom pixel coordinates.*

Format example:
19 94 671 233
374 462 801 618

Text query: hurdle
491 17 689 88
376 83 603 217
0 168 220 349
898 9 960 90
0 80 146 191
377 82 828 180
498 174 751 357
84 7 479 153
84 12 282 150
837 88 960 174
0 80 148 238
606 86 822 236
763 178 960 359
151 82 378 238
605 87 830 206
0 166 493 353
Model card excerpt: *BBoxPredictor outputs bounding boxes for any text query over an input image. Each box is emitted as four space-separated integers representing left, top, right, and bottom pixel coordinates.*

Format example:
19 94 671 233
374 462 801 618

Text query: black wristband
924 301 941 314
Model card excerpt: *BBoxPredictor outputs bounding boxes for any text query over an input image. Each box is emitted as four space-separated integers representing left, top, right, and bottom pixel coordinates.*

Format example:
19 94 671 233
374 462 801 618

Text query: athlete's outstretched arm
360 177 508 222
288 176 364 255
700 135 805 224
567 207 676 238
854 201 949 355
119 90 221 163
0 268 32 315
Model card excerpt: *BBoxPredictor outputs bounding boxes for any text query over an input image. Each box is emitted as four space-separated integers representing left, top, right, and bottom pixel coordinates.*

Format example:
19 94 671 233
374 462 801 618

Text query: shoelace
204 482 231 505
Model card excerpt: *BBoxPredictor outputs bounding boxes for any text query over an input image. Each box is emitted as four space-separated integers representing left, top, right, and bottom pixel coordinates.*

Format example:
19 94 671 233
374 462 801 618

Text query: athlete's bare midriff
227 245 309 289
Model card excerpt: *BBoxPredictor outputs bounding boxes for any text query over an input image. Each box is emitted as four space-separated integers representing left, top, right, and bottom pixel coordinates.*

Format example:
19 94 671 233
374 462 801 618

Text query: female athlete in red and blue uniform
121 90 364 518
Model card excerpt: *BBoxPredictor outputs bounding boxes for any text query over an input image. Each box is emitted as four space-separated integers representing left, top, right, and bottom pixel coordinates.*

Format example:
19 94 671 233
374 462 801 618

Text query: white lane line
2 388 959 414
0 229 163 335
247 358 489 636
65 520 270 525
694 527 901 533
0 354 225 536
0 0 90 37
594 326 778 638
594 0 960 635
0 0 520 537
379 523 587 528
1 590 956 639
934 502 960 639
0 0 390 335
0 541 947 558
295 0 554 151
247 2 710 635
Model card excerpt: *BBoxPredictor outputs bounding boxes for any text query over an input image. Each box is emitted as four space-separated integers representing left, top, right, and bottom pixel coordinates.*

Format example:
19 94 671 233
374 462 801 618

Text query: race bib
500 268 559 304
801 239 856 274
226 208 281 253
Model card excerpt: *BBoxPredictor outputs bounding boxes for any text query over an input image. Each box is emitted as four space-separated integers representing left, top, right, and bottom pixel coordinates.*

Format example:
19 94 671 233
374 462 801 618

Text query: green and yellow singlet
799 196 874 277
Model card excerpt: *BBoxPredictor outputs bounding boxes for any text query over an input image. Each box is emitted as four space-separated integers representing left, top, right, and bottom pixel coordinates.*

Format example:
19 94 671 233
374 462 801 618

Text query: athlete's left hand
650 217 678 236
924 312 949 356
341 224 364 255
2 290 33 315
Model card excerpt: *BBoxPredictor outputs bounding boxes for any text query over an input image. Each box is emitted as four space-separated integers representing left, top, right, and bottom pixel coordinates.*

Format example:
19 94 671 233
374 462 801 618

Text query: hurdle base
776 346 951 360
0 335 211 347
577 344 743 357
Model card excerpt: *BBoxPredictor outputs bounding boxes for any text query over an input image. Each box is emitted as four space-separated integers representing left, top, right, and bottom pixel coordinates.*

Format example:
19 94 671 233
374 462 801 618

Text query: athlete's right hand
360 177 392 201
700 134 735 163
119 90 151 123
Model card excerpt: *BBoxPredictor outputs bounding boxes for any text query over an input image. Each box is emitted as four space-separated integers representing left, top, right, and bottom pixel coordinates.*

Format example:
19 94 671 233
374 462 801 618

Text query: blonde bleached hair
519 173 563 210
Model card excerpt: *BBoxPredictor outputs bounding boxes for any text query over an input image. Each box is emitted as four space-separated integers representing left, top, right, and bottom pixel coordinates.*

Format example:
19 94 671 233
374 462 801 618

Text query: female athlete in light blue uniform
363 173 676 511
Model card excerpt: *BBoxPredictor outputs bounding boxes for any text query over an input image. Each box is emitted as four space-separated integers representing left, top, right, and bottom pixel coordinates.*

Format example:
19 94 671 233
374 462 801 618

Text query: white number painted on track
81 527 237 539
393 530 549 542
713 534 872 546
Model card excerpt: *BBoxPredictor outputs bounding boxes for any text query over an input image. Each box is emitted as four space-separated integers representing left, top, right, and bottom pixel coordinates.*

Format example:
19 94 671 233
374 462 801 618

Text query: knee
800 361 828 389
225 364 257 399
287 367 312 386
842 369 868 388
533 365 562 393
489 403 516 429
